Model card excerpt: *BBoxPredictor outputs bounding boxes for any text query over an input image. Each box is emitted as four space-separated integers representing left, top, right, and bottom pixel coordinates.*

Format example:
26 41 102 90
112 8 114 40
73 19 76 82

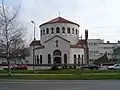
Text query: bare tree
0 0 26 76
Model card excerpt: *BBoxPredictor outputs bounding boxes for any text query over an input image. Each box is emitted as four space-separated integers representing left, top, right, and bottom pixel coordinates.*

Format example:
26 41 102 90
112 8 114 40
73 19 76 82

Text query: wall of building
88 39 104 62
99 43 115 59
70 48 84 64
40 23 79 45
41 36 70 64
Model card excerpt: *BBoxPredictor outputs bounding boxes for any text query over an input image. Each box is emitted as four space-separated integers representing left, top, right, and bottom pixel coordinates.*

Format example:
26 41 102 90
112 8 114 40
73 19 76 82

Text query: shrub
50 66 59 70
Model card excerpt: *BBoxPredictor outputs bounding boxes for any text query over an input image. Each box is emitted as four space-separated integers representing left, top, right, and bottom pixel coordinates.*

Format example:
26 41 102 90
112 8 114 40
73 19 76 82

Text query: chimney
118 41 120 43
85 29 88 40
84 29 89 64
107 41 110 43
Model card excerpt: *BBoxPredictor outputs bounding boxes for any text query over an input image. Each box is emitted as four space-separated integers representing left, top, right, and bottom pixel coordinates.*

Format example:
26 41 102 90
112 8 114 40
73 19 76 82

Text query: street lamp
31 21 36 70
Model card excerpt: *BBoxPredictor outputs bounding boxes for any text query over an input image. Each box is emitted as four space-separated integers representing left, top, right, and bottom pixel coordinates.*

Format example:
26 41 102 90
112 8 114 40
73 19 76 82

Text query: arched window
76 29 77 35
51 27 54 34
56 27 60 33
64 54 67 64
41 30 42 36
67 27 70 34
46 28 49 34
53 50 61 56
72 28 74 34
74 54 76 64
43 29 45 35
37 55 39 64
78 54 80 64
81 55 84 64
40 55 42 64
62 27 65 33
48 54 51 64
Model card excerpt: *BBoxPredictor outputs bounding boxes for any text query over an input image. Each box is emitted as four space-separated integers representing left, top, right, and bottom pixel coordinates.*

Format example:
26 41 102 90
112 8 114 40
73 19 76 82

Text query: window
46 28 49 34
81 55 84 64
37 55 39 64
67 27 70 34
40 55 42 64
41 30 42 36
76 29 77 35
43 29 45 35
53 50 61 56
72 28 74 34
51 27 54 34
73 54 76 64
64 54 67 64
56 27 60 33
48 54 51 64
78 54 80 64
62 27 65 33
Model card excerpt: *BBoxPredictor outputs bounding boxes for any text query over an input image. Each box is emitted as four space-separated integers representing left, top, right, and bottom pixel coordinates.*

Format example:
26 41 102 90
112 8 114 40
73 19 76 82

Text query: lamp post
31 21 36 70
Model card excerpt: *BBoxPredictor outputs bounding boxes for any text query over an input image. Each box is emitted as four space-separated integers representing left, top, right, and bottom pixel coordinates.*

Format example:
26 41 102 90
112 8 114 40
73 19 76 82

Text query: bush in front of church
50 66 59 70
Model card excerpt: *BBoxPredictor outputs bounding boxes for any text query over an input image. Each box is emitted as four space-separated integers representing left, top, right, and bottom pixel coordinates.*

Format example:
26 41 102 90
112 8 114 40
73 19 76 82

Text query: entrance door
54 57 61 64
53 50 62 64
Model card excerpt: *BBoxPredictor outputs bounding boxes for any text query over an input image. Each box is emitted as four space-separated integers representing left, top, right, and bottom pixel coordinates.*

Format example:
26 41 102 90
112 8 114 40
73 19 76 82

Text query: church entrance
53 50 62 64
54 57 61 64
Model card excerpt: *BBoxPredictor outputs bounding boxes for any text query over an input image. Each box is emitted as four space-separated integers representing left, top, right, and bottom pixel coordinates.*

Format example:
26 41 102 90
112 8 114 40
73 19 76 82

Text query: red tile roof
70 40 87 48
70 45 84 48
39 17 80 27
76 40 87 45
30 40 41 46
35 45 45 49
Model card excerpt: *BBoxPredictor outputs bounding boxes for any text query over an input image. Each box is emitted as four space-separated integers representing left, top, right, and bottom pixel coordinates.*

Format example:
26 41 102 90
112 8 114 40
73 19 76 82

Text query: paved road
0 80 120 90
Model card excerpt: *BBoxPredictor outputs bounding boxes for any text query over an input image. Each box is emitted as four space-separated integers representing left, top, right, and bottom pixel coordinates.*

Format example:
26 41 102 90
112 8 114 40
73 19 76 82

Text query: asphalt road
0 80 120 90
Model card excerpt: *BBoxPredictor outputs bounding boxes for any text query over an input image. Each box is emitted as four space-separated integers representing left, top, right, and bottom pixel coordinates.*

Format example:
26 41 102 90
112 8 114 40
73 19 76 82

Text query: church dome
39 17 80 27
39 17 80 45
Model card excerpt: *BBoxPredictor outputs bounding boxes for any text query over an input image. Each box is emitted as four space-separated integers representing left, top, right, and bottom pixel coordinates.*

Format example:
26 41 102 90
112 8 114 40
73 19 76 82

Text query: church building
29 16 89 66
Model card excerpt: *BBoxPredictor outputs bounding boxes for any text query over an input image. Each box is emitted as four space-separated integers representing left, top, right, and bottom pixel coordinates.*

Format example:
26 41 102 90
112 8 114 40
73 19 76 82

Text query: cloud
6 0 120 43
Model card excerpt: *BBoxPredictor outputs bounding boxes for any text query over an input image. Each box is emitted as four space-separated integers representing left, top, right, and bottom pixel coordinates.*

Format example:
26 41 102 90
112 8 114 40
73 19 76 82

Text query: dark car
81 64 99 70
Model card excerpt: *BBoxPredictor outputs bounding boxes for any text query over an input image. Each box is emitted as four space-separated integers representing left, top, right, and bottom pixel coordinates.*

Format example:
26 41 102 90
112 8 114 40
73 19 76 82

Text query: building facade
88 40 120 63
29 17 88 65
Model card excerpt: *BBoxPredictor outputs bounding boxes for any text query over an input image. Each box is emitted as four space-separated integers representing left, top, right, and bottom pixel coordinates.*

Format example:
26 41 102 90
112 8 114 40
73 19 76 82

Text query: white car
108 64 120 70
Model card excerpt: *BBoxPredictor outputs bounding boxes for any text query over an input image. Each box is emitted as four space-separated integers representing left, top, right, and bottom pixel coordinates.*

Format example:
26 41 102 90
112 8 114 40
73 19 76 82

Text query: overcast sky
4 0 120 43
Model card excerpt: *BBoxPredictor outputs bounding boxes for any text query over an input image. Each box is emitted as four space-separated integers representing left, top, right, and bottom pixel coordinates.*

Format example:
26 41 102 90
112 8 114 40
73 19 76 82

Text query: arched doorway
53 50 62 64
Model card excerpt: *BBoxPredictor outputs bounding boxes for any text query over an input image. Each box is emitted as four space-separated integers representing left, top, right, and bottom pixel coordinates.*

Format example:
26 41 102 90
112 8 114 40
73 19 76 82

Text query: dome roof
39 17 80 27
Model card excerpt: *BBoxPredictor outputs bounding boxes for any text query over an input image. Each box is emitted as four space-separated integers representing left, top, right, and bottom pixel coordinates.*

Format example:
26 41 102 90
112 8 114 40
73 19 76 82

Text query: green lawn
0 69 120 80
0 74 120 80
0 69 120 74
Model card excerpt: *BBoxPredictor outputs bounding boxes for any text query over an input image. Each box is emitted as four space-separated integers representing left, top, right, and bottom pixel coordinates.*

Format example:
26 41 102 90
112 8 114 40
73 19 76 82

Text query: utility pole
31 21 36 70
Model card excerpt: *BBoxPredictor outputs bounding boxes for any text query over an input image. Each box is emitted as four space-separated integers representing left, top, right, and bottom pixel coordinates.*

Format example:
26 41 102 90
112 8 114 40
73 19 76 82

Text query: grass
0 69 120 74
0 74 120 80
0 69 120 80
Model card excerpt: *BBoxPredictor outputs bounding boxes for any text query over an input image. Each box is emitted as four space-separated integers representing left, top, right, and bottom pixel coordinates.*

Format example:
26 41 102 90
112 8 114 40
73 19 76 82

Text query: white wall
40 23 79 45
35 36 70 64
99 43 114 59
70 48 84 64
88 39 104 61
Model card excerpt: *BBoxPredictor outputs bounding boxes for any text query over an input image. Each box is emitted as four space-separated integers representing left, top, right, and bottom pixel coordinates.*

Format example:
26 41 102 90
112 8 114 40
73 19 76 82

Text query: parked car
14 65 28 70
108 64 120 70
81 64 99 70
3 64 28 70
